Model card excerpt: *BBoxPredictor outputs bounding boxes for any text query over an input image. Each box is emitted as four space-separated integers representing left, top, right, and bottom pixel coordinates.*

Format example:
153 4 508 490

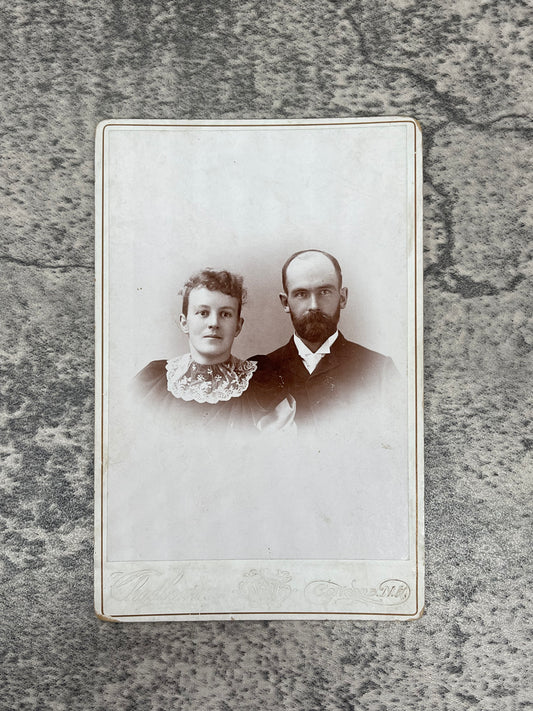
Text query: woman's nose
207 313 219 327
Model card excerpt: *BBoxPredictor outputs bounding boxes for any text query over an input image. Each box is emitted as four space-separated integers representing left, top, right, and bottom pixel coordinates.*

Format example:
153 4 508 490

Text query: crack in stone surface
324 3 529 298
0 254 92 271
331 0 532 134
421 124 528 298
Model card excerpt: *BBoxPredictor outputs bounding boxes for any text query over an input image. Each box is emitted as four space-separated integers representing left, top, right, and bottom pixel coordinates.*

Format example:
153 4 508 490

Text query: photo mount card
95 118 424 622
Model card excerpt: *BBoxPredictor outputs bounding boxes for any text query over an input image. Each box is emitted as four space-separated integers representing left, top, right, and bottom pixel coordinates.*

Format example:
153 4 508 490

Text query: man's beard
291 306 340 344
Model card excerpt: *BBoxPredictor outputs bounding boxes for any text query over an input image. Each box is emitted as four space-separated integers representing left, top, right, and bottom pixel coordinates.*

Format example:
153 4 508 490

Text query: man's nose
207 312 219 328
308 293 319 310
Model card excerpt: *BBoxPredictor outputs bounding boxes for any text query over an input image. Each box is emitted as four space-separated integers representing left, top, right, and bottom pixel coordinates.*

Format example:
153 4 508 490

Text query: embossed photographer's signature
305 578 410 607
239 569 292 605
110 569 185 603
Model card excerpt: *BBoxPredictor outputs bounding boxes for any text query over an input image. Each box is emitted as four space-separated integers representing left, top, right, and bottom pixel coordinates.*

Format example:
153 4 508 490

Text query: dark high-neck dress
133 354 290 434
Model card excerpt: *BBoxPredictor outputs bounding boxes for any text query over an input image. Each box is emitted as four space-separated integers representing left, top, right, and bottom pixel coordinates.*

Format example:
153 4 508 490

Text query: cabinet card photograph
95 118 424 621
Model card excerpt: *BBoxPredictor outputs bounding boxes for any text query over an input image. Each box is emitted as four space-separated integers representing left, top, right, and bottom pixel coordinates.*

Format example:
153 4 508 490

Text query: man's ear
179 313 189 334
235 316 244 338
340 287 348 309
279 292 290 313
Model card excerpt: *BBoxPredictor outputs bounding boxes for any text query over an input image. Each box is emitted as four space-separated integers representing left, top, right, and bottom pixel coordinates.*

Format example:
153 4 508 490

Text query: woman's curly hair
181 268 247 317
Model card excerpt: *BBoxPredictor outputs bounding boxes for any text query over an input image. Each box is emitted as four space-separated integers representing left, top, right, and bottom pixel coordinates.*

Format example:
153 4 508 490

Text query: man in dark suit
264 249 400 433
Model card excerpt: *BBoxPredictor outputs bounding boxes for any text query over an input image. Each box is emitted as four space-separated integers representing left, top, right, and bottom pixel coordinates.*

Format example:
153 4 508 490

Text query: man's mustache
291 308 339 341
301 310 332 322
298 310 338 327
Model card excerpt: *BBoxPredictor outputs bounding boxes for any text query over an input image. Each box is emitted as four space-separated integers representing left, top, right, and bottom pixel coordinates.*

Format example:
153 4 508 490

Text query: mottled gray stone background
1 1 531 709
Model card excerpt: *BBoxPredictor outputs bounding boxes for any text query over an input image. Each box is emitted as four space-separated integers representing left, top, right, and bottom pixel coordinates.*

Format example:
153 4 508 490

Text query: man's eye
321 289 332 295
294 292 307 298
198 310 208 316
221 312 232 318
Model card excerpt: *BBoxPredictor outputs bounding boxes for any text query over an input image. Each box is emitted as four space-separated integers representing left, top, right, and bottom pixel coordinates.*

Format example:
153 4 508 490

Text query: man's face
180 287 243 364
280 252 347 345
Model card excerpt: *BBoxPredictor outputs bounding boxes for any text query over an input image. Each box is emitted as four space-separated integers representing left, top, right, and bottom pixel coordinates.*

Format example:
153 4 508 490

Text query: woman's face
179 287 243 364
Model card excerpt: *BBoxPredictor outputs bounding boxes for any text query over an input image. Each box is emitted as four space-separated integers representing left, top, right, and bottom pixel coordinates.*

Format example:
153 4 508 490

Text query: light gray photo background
1 2 531 710
104 123 409 375
104 121 412 563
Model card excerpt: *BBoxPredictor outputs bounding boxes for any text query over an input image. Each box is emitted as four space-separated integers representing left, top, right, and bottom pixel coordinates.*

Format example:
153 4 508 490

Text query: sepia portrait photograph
95 118 423 621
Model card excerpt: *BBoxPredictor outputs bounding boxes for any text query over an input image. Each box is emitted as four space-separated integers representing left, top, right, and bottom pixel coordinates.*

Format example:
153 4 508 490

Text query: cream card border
94 118 424 622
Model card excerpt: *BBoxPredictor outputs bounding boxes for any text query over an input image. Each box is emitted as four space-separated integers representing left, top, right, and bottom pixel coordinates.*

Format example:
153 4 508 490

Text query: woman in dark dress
134 268 294 433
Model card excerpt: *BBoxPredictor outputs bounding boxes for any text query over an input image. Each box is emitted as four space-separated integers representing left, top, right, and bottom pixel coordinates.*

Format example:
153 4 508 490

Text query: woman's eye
221 312 232 318
198 310 208 316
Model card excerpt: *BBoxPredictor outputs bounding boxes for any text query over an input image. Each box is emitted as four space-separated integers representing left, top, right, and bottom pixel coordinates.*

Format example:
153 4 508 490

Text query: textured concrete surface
1 1 531 709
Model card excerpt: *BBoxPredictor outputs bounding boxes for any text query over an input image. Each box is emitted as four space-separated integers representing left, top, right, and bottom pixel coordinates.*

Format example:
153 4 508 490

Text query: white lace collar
166 354 257 404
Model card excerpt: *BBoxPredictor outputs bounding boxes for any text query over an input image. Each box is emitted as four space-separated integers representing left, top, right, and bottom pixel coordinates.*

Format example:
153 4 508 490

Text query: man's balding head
281 250 342 294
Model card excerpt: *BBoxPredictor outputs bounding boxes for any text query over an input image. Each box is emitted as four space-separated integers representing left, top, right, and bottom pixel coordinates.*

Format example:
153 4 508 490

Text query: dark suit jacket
260 333 399 431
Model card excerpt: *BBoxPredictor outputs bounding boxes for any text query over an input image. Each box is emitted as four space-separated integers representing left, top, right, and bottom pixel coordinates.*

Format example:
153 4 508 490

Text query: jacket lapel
311 332 351 378
283 338 310 380
282 333 349 380
310 350 340 378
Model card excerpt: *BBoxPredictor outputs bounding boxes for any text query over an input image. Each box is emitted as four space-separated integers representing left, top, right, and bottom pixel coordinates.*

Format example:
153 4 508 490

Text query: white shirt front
293 331 339 374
